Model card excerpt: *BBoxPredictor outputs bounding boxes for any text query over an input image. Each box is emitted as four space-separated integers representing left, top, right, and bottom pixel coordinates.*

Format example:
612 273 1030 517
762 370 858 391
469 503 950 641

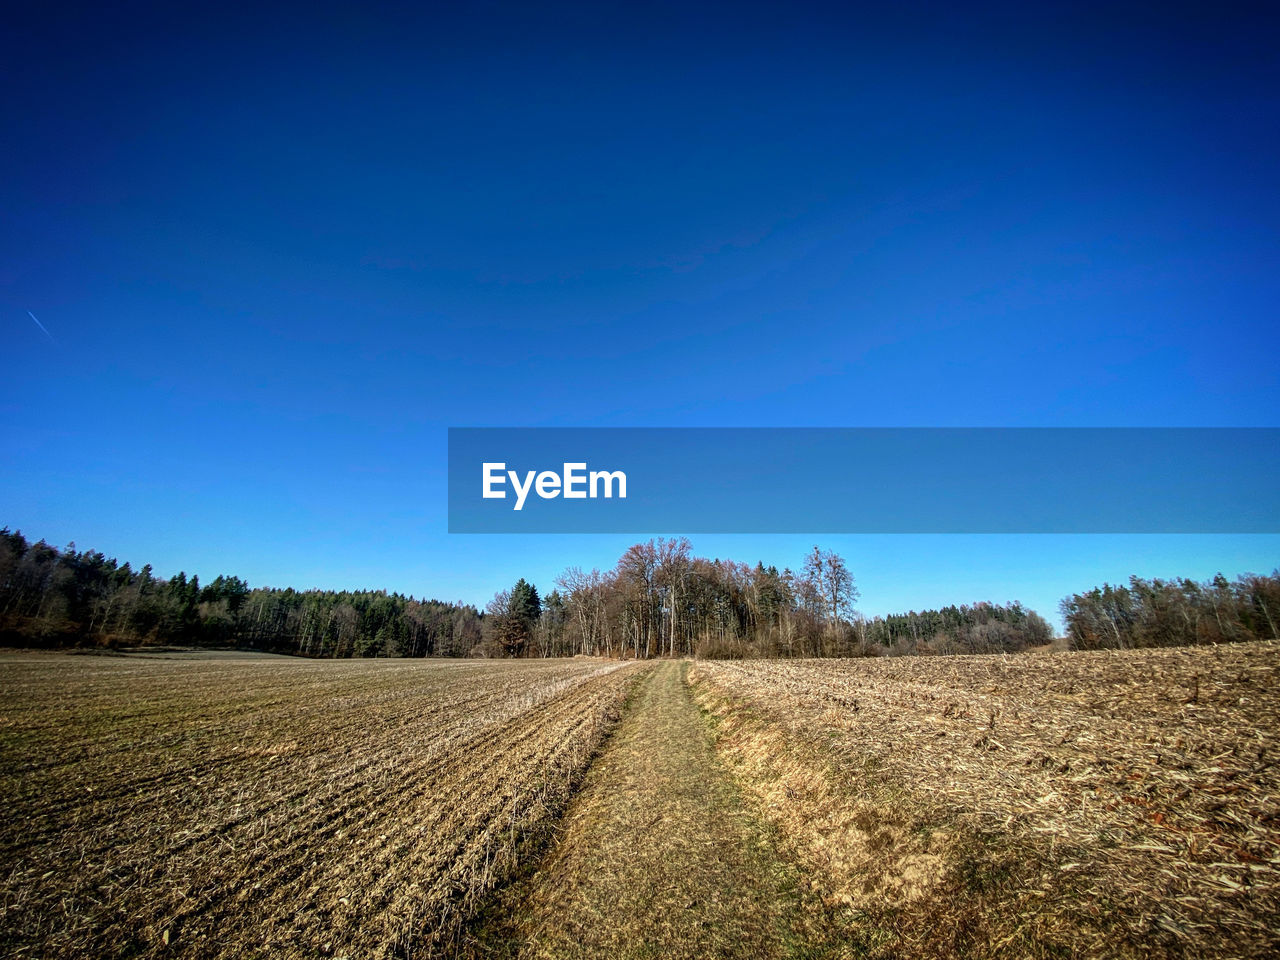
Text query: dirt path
467 661 842 959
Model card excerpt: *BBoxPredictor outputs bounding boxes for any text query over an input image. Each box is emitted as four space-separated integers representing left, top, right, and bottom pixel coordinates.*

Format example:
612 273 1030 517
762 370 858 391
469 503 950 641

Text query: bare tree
802 546 858 626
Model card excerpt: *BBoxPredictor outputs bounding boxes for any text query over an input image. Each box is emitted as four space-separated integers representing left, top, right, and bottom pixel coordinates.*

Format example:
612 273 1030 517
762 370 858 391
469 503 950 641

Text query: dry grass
467 661 850 960
0 652 643 959
8 644 1275 959
691 642 1280 959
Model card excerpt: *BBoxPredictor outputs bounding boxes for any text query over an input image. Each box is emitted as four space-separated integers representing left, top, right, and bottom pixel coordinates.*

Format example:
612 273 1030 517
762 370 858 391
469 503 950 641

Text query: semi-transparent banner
447 428 1279 533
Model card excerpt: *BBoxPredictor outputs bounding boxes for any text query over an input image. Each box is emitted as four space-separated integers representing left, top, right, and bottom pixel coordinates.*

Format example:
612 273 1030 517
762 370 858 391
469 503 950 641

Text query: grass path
467 660 845 959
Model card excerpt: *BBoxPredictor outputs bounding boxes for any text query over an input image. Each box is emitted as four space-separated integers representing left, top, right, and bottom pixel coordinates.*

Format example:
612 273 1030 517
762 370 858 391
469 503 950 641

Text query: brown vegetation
0 653 642 958
467 662 847 959
691 641 1280 959
5 641 1278 959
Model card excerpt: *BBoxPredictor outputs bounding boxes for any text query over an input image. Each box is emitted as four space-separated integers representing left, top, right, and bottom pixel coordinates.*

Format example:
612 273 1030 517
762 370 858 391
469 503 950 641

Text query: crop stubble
692 642 1280 958
0 654 643 958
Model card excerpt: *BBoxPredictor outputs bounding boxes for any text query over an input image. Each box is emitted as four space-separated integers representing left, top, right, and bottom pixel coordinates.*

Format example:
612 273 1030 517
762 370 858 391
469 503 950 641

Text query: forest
1060 573 1280 650
0 529 482 658
482 541 1054 659
1 527 1276 658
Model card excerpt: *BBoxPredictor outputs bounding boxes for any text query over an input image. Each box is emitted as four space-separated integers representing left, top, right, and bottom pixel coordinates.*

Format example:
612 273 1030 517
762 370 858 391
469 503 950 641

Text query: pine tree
510 579 542 634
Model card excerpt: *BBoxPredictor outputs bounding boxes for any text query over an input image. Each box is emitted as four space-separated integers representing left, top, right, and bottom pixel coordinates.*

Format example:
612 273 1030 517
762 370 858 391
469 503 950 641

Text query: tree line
478 539 1053 658
855 602 1053 656
3 527 1275 658
0 529 482 657
1060 573 1280 650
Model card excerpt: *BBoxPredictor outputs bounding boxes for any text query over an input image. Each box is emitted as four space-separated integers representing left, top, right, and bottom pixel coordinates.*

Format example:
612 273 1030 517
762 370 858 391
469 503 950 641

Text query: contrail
27 310 57 345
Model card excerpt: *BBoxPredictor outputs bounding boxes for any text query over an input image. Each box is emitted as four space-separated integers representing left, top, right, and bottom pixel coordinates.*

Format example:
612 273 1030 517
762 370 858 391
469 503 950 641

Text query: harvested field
6 644 1278 960
0 653 643 959
691 642 1280 959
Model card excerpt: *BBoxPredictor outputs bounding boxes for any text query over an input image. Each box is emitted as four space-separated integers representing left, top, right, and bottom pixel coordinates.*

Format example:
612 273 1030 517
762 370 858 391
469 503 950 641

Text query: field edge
686 664 1130 960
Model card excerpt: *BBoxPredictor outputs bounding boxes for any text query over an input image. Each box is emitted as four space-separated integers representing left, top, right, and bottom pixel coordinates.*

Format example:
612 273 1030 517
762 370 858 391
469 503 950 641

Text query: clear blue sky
3 1 1278 629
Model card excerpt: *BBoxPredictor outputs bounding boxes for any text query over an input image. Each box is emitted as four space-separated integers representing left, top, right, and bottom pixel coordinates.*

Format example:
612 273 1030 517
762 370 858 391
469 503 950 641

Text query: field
2 643 1278 959
692 643 1280 958
0 654 641 958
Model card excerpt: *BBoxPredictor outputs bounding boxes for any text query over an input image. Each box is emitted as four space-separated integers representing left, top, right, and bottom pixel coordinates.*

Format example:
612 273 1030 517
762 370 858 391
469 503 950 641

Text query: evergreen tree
510 578 542 631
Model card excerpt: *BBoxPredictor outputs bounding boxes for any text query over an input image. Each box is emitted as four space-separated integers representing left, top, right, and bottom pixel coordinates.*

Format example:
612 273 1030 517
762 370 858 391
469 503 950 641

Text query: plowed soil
0 653 642 958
